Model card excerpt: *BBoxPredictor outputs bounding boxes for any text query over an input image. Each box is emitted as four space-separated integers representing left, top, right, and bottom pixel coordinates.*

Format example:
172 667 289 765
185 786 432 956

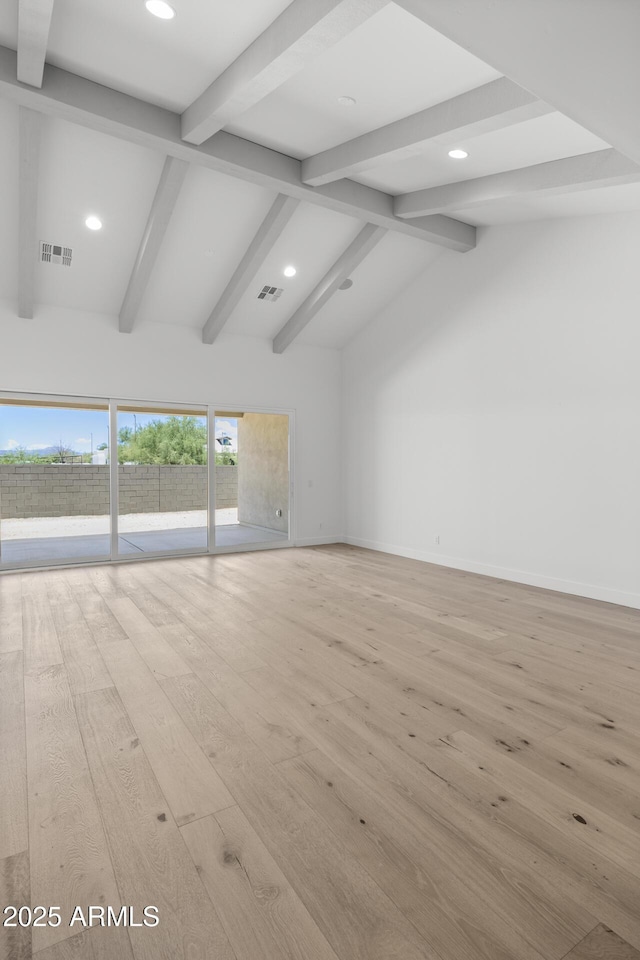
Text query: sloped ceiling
0 0 638 350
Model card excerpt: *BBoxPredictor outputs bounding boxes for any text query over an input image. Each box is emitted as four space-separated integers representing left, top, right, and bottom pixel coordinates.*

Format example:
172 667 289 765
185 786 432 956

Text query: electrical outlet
435 535 440 545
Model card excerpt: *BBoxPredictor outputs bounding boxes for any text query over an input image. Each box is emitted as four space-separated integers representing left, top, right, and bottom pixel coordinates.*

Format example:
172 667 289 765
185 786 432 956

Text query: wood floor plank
24 663 119 952
440 730 640 879
241 663 352 708
483 722 640 835
432 645 640 735
494 638 640 695
258 683 640 951
246 614 452 736
64 572 128 646
547 723 640 785
180 807 341 960
46 578 113 697
129 566 270 673
151 562 267 625
34 925 135 960
563 924 640 959
0 652 27 860
104 597 190 680
96 639 234 825
162 672 438 960
279 748 590 960
0 850 30 960
0 573 23 653
410 736 640 950
159 620 314 763
261 690 597 960
73 686 235 960
22 583 63 670
3 544 640 960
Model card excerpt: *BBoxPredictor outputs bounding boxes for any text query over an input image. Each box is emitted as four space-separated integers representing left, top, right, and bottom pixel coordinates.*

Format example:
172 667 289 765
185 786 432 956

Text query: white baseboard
343 535 640 610
295 535 343 547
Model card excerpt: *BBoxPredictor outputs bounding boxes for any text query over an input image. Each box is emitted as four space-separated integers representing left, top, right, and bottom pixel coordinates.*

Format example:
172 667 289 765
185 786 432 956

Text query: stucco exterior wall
237 413 289 533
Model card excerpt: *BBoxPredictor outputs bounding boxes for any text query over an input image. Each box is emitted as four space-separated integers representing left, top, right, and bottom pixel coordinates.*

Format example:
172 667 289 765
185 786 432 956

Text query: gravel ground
1 508 237 539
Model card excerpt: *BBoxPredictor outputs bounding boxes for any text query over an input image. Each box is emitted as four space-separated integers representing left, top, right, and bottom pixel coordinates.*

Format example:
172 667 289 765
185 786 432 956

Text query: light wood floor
1 544 640 960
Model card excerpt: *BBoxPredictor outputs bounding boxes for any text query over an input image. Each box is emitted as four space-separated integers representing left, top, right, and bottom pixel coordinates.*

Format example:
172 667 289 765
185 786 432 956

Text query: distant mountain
0 446 76 457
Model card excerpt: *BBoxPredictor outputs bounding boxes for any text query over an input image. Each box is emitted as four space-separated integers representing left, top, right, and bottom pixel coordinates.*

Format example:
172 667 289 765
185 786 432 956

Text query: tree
215 449 236 465
118 426 133 444
0 445 30 464
51 440 76 463
118 416 207 464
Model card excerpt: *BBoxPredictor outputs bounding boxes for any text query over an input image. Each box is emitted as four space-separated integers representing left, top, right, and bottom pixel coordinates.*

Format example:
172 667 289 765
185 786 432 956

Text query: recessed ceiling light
337 96 356 107
145 0 176 19
448 148 468 160
283 265 296 278
85 215 102 231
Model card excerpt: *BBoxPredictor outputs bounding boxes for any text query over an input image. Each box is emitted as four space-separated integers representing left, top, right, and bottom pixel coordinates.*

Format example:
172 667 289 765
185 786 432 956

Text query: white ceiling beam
0 46 475 252
181 0 388 145
17 0 55 88
302 77 553 187
18 107 42 320
119 156 189 333
394 148 640 219
273 223 385 354
395 0 640 166
203 194 299 344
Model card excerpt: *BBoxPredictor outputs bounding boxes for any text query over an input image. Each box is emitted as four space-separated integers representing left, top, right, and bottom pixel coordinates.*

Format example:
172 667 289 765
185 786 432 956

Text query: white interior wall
343 211 640 608
0 303 342 546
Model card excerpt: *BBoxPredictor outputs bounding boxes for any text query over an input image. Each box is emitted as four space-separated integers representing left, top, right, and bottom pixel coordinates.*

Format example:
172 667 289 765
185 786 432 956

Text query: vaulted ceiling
1 0 638 350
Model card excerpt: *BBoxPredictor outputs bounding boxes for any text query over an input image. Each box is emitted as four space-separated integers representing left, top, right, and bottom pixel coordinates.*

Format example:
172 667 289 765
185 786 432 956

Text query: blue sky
0 405 238 453
0 405 110 452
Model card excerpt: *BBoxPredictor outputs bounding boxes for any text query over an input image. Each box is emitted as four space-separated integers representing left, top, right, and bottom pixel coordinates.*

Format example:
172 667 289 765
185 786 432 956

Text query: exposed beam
394 148 640 218
17 0 55 88
119 156 189 333
0 46 475 252
273 223 385 354
303 77 553 187
181 0 388 145
395 0 640 166
203 194 299 344
18 107 42 320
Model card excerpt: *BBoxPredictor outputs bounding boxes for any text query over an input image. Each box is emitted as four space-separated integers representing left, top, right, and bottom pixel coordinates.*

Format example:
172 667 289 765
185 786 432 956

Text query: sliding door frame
0 390 112 571
0 389 295 572
111 396 209 562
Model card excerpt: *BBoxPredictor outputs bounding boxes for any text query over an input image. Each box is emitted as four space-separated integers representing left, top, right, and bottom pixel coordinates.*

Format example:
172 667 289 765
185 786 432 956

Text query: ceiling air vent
41 242 72 266
257 284 283 302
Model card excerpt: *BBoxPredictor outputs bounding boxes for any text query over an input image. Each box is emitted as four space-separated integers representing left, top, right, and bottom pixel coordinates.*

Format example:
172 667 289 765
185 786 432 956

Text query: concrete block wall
215 465 238 510
0 464 237 518
0 465 110 518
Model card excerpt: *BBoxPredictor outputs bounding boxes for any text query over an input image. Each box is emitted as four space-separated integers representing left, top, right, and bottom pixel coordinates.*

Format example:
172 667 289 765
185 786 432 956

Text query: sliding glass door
0 392 292 570
0 395 111 568
115 402 209 557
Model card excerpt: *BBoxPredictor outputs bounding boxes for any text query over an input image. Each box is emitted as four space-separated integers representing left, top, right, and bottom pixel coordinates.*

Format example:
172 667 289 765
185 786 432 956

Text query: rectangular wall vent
257 284 283 302
41 242 72 266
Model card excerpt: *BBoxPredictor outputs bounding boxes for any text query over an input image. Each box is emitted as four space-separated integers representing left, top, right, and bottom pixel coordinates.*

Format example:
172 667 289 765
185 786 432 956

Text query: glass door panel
0 396 110 568
115 403 208 556
214 412 289 548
